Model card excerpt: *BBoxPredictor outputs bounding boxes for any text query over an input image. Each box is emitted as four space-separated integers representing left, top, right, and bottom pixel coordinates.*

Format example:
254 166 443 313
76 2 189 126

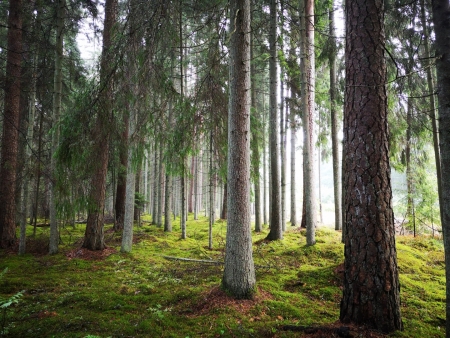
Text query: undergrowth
0 215 445 337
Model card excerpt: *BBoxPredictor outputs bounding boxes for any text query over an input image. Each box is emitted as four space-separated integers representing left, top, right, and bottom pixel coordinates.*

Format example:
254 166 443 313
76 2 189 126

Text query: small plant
0 268 24 335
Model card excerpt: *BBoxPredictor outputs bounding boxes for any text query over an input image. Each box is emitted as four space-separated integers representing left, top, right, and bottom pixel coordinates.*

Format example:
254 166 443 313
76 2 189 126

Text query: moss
0 217 445 337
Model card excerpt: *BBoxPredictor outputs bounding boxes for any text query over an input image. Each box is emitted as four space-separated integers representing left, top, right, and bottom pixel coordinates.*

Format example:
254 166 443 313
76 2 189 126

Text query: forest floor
0 215 445 337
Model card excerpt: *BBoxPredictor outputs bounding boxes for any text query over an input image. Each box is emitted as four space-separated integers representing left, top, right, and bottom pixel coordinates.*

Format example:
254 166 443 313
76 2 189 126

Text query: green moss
0 217 445 337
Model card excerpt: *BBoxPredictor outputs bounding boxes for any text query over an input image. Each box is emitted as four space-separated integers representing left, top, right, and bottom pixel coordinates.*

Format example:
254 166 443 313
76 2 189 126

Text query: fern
0 268 24 335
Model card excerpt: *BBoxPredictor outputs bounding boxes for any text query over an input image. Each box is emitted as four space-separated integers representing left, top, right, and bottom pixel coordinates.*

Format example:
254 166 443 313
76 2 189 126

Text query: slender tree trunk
340 0 402 331
222 0 256 299
421 0 442 225
266 0 282 241
49 0 65 254
0 0 23 248
329 5 342 231
209 130 215 249
152 144 158 224
83 0 117 251
406 88 414 227
157 139 164 227
114 123 128 231
263 94 268 225
121 0 140 252
430 1 450 336
280 76 287 232
33 110 44 236
19 54 37 255
220 183 227 220
134 167 142 222
250 7 262 232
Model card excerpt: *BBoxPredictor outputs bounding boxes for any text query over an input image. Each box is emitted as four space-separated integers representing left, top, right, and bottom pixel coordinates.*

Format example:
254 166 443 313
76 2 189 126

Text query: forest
1 0 450 337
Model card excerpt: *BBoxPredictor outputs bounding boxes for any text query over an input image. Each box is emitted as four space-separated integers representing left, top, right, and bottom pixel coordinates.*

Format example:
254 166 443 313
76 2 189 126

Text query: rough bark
430 1 450 336
250 6 262 232
121 0 140 253
340 0 402 332
49 0 65 254
222 0 256 299
329 5 342 231
0 0 23 248
83 0 117 251
266 0 282 241
300 0 317 244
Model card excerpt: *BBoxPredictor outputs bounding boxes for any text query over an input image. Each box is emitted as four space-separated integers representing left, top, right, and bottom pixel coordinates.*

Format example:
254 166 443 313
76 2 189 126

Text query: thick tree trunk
0 0 23 248
266 0 282 241
329 6 342 231
340 0 402 332
83 0 117 251
430 1 450 336
300 0 317 245
222 0 256 299
49 0 65 254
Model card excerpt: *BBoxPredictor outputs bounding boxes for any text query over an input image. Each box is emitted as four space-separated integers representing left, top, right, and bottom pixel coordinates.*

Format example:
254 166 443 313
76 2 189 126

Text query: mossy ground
0 215 445 337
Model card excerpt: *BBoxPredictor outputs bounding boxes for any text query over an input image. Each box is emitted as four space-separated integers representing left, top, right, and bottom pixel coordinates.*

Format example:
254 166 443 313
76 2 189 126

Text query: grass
0 215 445 337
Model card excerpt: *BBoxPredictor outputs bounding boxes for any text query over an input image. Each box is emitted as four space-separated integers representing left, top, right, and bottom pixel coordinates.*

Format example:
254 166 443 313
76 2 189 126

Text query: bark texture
430 1 450 336
340 0 402 332
49 0 65 254
300 0 316 244
266 0 282 241
329 5 342 231
0 0 23 248
83 0 117 251
222 0 256 299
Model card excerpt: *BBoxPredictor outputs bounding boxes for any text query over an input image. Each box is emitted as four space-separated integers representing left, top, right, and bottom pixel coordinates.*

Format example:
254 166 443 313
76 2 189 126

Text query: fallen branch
161 255 272 269
162 256 223 266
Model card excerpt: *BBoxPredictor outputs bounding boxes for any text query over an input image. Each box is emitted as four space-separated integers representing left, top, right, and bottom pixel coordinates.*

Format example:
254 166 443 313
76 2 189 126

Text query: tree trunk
157 138 164 227
121 0 140 253
49 0 65 254
0 0 23 248
430 1 450 336
222 0 256 299
280 76 287 232
421 0 442 226
266 0 282 241
340 0 402 332
220 182 227 220
300 0 317 245
152 144 158 224
209 130 215 249
114 123 128 231
83 0 117 251
329 5 342 231
250 8 262 232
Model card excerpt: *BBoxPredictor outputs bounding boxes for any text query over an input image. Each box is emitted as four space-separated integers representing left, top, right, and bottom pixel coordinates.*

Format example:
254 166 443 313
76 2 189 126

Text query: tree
430 0 450 335
83 0 118 251
340 0 402 332
266 0 282 241
49 0 66 254
222 0 256 299
300 0 317 245
329 3 342 231
0 0 23 248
